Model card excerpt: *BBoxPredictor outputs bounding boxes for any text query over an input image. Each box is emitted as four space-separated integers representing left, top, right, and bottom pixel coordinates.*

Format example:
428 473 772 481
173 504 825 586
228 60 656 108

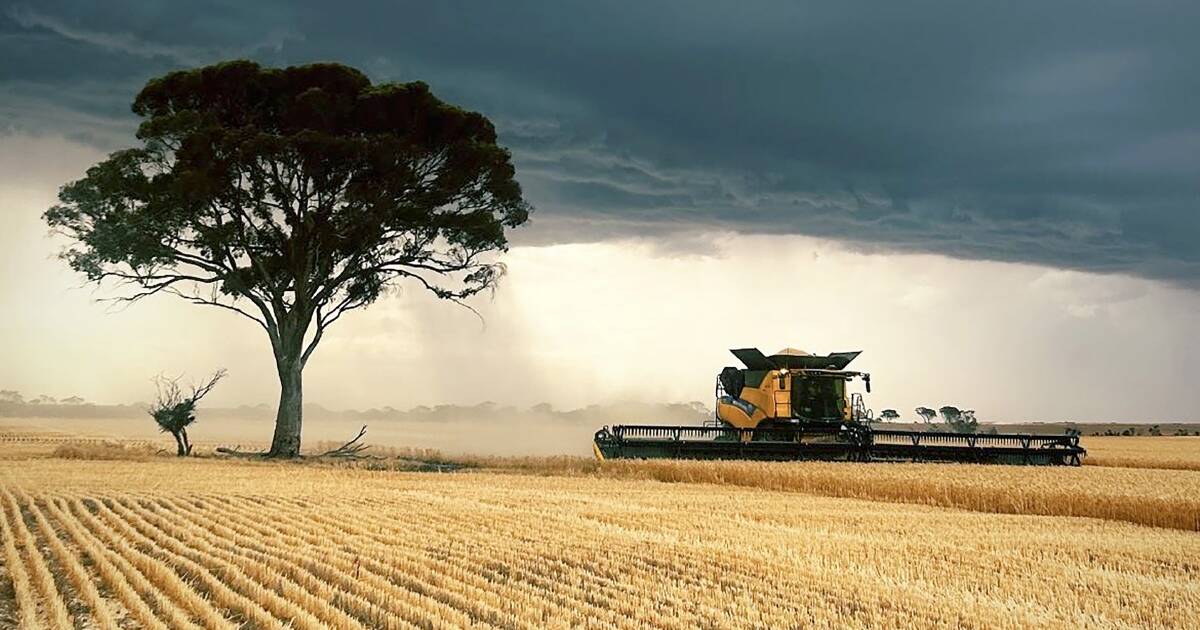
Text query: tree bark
172 431 187 457
269 350 304 457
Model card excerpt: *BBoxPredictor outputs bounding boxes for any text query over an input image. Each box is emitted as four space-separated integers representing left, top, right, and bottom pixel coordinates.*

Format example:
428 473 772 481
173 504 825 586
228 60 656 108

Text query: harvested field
1 457 1199 629
1 431 1199 628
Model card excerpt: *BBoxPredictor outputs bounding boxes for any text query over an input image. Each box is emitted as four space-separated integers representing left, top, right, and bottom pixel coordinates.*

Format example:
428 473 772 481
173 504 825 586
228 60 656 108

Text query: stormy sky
2 1 1199 424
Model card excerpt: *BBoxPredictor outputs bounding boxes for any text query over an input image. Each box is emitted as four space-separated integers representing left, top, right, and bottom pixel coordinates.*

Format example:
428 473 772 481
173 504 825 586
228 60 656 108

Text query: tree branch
162 287 272 332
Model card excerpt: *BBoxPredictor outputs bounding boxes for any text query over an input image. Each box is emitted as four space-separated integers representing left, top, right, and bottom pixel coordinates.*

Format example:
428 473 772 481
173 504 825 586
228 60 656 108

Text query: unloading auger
593 348 1085 465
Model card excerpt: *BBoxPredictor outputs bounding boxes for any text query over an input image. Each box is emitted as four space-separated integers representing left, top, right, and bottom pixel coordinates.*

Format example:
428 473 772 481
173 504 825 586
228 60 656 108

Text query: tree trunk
269 354 304 457
172 431 187 457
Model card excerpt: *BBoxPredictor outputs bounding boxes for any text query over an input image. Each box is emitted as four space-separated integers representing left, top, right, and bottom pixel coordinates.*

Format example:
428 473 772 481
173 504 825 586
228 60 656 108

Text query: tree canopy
45 60 531 456
938 406 962 423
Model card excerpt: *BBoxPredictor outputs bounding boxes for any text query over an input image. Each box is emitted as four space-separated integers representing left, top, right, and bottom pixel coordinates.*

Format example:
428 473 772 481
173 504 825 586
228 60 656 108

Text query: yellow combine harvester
593 347 1085 465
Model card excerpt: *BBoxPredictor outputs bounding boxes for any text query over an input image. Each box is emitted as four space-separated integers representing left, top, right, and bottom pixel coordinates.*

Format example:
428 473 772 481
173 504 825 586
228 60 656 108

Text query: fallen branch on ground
317 426 370 459
214 426 375 461
214 445 268 458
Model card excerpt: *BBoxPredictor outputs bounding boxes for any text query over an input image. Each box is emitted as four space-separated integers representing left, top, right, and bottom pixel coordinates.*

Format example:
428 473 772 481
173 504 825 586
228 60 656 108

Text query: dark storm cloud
3 1 1199 283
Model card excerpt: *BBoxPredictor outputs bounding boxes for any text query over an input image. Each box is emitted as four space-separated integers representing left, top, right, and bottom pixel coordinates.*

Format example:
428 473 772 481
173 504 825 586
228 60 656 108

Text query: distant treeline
0 401 150 419
879 421 1200 436
0 399 713 426
2 394 1194 435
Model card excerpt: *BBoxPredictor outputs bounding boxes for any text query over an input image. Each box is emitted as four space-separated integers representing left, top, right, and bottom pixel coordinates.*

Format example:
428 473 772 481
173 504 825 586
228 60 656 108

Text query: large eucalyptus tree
45 61 530 456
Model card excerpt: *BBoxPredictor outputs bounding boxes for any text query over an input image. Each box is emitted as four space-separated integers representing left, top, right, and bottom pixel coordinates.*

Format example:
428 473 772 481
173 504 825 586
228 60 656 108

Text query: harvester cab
716 347 872 431
593 346 1086 466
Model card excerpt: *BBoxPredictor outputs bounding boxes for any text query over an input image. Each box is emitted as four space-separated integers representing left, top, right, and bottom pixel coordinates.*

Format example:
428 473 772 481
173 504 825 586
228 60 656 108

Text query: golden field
596 457 1200 531
0 432 1198 628
1083 435 1200 471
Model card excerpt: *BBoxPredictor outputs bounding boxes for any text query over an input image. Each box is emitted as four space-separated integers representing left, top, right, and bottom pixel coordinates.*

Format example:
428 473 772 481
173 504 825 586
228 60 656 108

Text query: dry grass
301 441 1200 532
8 429 1200 527
49 441 164 461
1 458 1198 629
0 428 166 460
596 458 1200 531
16 431 1199 532
304 441 445 460
296 442 605 474
1082 436 1200 471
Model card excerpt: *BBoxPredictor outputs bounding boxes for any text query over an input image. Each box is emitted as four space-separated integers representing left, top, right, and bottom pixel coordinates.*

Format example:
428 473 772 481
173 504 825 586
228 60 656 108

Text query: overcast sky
2 1 1199 422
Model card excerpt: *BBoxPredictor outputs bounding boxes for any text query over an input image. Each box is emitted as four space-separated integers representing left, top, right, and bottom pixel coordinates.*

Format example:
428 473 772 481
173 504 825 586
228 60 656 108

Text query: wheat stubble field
0 432 1198 629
